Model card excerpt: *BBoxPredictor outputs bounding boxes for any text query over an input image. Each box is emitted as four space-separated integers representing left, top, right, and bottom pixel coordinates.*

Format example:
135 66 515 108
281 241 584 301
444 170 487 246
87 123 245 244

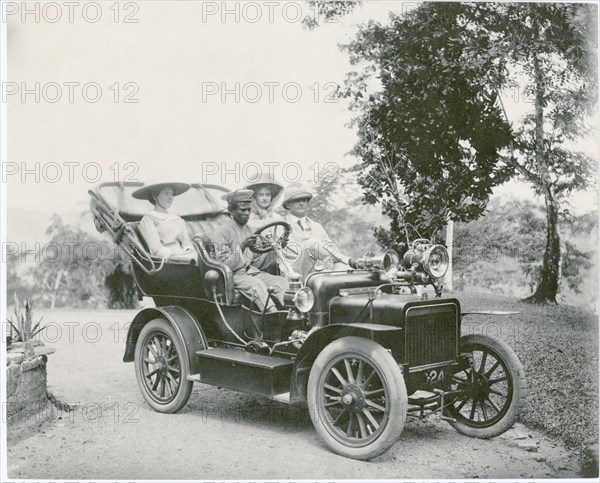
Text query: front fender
123 306 208 375
289 323 403 402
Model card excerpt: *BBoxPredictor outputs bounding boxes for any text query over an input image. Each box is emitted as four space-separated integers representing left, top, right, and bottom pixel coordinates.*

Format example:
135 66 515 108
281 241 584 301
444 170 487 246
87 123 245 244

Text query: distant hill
7 207 97 246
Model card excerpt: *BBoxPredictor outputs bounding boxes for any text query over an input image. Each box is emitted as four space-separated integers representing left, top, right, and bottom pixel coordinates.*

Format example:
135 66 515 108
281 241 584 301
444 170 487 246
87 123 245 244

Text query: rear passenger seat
128 211 241 305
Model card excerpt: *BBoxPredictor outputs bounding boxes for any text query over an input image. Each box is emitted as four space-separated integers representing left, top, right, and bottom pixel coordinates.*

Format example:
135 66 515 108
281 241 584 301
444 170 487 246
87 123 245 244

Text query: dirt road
6 309 582 480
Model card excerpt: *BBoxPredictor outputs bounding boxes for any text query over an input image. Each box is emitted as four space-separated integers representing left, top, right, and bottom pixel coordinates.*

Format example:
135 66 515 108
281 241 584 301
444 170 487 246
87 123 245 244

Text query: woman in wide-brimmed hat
244 173 284 231
133 181 195 260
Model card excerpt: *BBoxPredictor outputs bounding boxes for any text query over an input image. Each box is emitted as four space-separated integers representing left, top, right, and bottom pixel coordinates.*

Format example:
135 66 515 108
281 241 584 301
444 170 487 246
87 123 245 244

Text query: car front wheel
447 334 527 438
307 336 408 460
134 318 193 413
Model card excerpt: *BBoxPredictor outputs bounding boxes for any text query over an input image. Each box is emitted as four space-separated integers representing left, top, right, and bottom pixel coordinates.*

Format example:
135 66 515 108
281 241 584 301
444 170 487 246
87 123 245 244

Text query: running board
461 310 519 316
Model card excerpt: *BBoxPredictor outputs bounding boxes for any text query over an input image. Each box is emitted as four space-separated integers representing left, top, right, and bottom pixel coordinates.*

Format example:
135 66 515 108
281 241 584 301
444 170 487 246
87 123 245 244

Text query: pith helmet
282 183 313 210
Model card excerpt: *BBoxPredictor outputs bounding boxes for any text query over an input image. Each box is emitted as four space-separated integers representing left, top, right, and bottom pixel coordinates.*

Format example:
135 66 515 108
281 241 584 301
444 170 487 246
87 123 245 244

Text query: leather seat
127 214 241 306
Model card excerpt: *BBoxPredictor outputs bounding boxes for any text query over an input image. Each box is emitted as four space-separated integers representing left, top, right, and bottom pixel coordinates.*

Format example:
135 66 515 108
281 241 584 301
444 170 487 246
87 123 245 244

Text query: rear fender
123 306 208 375
289 323 403 402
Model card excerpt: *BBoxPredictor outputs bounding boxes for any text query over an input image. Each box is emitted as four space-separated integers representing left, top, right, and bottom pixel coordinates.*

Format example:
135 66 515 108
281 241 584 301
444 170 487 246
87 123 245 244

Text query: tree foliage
34 215 115 308
302 1 361 30
6 253 35 302
328 2 597 302
341 3 516 238
7 215 139 309
488 3 597 303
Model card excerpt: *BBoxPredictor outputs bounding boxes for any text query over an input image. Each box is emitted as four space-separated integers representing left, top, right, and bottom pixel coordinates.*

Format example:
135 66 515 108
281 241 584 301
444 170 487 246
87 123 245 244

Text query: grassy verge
452 290 598 450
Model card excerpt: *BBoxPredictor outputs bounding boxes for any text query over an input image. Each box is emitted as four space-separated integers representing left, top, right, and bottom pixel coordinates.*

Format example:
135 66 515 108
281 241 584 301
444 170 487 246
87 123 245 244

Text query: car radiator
404 303 459 369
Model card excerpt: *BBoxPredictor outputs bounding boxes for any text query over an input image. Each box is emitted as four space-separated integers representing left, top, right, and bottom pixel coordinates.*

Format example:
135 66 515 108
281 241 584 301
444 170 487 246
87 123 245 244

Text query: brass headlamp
402 240 449 279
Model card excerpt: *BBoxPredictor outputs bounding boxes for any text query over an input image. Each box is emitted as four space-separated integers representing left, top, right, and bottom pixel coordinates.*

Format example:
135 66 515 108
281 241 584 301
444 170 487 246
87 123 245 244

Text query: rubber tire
448 334 527 439
134 318 193 413
307 336 408 460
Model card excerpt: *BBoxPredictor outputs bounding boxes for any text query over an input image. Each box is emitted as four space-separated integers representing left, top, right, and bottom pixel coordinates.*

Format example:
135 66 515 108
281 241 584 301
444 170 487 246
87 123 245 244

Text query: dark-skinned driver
211 189 287 313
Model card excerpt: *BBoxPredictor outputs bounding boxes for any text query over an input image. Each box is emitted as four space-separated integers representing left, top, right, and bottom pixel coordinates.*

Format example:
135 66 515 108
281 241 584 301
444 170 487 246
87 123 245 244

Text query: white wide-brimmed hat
244 173 284 200
132 181 191 202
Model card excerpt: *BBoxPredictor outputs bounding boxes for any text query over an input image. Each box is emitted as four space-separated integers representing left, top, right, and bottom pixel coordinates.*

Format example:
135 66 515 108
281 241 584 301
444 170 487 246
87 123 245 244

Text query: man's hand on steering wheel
247 221 291 254
240 235 260 252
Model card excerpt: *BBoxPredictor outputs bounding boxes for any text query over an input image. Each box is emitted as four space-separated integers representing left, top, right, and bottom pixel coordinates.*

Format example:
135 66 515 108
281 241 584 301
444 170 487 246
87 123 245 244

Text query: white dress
138 210 195 260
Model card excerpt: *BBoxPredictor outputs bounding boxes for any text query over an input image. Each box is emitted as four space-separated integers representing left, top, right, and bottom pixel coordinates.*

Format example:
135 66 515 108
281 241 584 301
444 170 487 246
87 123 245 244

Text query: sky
3 1 599 228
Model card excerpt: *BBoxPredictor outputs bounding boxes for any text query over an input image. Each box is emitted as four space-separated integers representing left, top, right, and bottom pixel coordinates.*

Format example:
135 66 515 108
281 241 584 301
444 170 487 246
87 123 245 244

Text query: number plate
425 368 445 384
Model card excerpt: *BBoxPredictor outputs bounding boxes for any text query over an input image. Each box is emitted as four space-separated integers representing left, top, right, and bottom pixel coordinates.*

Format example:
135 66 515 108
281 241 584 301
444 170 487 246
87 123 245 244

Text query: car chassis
90 182 527 460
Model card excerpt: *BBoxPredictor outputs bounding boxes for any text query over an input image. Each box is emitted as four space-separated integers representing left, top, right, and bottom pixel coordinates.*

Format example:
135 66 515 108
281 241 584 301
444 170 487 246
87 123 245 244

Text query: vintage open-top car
90 181 527 460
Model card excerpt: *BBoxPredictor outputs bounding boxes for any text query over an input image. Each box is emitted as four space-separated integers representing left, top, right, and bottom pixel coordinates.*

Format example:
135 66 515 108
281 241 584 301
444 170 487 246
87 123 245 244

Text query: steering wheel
247 221 292 254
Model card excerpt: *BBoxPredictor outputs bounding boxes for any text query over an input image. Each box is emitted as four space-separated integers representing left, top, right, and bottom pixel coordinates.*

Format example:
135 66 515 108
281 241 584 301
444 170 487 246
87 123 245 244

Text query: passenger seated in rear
244 173 283 231
211 189 287 313
133 181 196 262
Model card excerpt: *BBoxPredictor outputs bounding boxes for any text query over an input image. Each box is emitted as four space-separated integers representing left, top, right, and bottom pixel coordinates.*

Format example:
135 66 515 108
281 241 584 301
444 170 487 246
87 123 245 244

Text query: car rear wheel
447 334 527 438
307 336 407 460
134 318 193 413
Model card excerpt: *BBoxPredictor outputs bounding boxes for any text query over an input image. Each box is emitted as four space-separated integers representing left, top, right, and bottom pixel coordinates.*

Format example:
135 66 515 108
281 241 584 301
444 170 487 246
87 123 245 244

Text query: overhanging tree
312 2 597 303
488 3 597 303
341 3 515 249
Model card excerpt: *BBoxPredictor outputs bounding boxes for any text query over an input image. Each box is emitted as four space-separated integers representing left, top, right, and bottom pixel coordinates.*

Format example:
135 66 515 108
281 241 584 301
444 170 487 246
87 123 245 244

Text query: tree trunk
523 55 561 304
50 270 64 310
445 220 454 291
525 192 561 303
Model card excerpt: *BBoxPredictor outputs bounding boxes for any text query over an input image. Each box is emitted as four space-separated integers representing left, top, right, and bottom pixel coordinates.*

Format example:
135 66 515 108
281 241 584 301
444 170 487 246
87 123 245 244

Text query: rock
581 443 599 478
21 356 45 372
517 440 538 452
534 455 546 462
6 353 24 365
502 423 530 440
34 346 56 356
513 428 529 440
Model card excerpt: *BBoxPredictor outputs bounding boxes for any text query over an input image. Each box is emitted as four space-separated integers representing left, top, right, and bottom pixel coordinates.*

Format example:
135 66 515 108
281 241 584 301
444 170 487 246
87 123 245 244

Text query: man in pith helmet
281 183 356 279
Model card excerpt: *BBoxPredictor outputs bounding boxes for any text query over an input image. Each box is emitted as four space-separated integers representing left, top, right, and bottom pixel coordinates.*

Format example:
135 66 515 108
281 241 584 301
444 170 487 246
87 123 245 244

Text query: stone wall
6 342 56 436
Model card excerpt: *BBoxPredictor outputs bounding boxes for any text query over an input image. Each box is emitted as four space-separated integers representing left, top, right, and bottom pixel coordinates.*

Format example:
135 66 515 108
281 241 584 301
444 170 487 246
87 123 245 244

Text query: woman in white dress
133 181 196 261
